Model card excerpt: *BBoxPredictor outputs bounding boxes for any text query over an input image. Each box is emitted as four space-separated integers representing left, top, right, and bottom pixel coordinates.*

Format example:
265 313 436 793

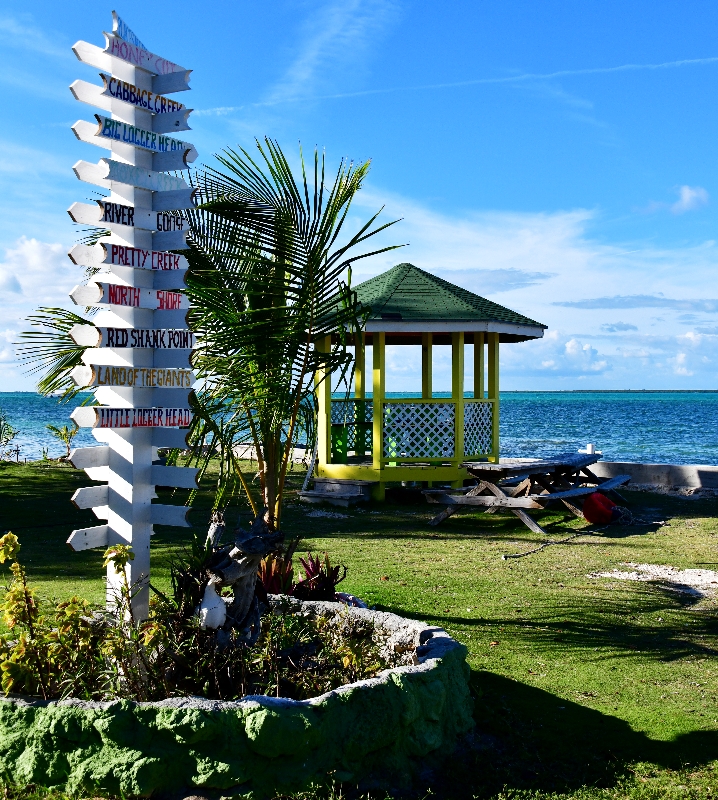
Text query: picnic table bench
423 453 631 534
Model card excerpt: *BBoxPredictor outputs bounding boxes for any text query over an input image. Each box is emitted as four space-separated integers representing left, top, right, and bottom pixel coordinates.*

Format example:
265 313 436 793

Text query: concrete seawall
593 461 718 490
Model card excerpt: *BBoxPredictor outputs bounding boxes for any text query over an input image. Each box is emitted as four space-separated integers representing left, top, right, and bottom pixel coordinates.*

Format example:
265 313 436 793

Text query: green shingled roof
353 263 546 328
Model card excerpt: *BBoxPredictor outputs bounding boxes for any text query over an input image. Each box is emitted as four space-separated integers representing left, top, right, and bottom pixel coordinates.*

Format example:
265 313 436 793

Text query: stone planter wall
0 599 473 798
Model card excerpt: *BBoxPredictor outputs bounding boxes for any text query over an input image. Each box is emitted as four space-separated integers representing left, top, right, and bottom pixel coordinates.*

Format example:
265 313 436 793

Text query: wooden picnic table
423 453 631 534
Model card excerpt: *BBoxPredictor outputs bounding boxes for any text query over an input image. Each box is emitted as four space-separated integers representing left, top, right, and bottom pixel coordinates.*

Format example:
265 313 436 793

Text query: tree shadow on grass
429 670 718 799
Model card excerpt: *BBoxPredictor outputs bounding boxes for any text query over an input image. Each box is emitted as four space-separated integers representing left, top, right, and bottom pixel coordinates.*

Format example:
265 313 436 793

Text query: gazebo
314 263 546 501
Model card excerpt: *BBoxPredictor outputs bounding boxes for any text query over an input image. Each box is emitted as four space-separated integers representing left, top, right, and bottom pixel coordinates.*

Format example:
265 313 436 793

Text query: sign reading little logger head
72 406 192 428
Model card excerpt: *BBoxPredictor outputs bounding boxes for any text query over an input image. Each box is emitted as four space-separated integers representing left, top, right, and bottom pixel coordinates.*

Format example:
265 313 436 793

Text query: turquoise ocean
2 391 718 465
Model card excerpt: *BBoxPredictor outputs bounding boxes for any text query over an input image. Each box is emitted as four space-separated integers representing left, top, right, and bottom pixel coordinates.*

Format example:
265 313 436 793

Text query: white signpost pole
67 12 197 619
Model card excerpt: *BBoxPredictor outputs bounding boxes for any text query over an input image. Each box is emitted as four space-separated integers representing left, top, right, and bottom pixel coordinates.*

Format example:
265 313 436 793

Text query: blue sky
2 0 718 390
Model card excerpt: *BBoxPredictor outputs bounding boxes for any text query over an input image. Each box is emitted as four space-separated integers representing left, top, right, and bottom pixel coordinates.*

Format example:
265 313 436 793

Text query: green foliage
45 423 79 460
0 532 385 702
184 138 403 528
16 308 91 400
0 408 19 460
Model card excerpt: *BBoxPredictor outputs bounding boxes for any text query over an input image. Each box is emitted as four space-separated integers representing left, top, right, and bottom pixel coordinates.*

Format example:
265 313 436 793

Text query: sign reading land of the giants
94 115 195 158
100 74 184 114
88 366 194 388
106 36 185 75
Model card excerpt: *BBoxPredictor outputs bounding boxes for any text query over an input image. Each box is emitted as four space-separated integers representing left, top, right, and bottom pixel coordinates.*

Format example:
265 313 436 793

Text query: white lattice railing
383 402 456 459
329 398 495 463
463 400 494 457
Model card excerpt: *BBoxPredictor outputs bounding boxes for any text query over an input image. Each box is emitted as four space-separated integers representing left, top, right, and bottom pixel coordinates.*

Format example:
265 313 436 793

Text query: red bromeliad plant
259 551 347 602
293 553 347 602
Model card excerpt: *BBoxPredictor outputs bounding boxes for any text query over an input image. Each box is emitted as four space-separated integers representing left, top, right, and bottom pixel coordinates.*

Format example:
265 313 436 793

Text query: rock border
0 599 473 798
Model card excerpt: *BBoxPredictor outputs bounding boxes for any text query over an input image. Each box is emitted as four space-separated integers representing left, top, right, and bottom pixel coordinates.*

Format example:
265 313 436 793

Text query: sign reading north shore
100 74 184 114
95 115 195 157
103 285 186 309
106 37 185 75
107 244 185 270
92 366 194 388
69 283 187 310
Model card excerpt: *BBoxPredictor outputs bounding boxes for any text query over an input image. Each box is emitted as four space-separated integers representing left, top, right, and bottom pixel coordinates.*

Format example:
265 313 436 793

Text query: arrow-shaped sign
73 39 191 94
70 325 195 349
70 364 194 389
70 79 192 131
71 406 192 429
74 158 190 193
69 243 188 271
70 282 188 310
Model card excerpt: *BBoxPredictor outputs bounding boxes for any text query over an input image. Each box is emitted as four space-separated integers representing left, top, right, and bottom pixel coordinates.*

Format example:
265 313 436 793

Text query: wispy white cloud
264 0 398 106
0 15 69 59
671 185 709 214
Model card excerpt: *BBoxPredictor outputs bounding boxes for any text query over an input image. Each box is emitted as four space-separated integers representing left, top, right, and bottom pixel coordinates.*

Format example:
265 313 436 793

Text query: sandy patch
589 562 718 597
305 509 349 519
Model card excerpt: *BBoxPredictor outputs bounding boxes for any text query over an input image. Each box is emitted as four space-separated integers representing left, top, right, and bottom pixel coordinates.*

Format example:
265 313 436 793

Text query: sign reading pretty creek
69 242 187 270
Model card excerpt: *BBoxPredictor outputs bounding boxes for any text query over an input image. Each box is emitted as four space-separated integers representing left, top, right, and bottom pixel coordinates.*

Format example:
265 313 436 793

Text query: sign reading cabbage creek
67 12 197 618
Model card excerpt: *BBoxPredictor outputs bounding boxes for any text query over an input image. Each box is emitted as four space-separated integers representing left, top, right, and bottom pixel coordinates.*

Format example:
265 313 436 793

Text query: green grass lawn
2 459 718 798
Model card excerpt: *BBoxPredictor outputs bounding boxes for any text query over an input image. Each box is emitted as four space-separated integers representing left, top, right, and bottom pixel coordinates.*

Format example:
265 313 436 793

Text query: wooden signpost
67 13 197 619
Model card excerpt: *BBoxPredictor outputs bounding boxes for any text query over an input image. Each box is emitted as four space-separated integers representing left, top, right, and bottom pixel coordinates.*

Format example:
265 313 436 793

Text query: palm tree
184 139 401 529
46 423 79 460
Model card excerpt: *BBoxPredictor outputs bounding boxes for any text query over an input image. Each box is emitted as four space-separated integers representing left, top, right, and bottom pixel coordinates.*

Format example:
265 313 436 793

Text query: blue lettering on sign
101 74 185 114
112 12 147 50
95 115 192 156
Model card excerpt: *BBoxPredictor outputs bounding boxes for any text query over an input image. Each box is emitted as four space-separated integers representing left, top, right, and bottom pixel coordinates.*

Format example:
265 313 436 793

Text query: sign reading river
67 11 197 619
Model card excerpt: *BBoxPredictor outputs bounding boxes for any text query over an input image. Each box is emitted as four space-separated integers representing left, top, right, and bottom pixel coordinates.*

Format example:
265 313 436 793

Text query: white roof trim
364 320 545 337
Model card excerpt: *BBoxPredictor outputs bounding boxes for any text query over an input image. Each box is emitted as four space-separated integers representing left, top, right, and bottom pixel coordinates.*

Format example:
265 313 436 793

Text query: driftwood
196 512 283 647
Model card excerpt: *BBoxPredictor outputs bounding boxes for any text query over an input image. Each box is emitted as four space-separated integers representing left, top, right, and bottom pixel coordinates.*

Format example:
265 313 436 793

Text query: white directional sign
68 14 197 619
71 406 193 428
70 282 189 310
112 11 146 51
70 365 194 389
70 325 195 349
69 243 188 271
70 79 192 131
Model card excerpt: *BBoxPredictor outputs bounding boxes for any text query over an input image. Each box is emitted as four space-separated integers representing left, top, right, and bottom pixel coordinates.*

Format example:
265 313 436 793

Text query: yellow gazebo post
451 332 464 487
354 332 366 457
487 332 500 461
371 332 386 500
315 335 331 471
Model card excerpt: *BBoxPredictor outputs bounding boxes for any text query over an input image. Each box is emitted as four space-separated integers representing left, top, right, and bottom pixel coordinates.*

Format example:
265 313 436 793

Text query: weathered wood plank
425 492 543 509
69 445 110 470
151 465 199 489
428 482 488 527
67 525 110 552
150 504 191 527
71 485 109 510
528 475 631 503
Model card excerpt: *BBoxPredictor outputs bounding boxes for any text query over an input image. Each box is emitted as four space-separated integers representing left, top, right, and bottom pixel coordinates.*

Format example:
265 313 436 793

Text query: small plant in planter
0 531 386 702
